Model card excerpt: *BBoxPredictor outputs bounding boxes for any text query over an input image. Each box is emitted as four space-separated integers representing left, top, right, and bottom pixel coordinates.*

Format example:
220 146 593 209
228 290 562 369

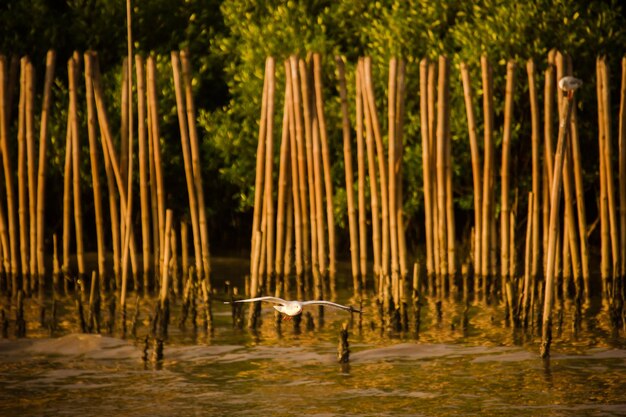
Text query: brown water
1 261 625 416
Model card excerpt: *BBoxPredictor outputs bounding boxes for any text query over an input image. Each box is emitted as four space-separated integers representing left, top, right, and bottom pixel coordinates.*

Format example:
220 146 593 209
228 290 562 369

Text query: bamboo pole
61 95 72 276
460 62 482 280
262 56 275 286
356 58 367 291
26 60 36 286
480 56 494 286
171 51 203 285
290 56 310 292
421 59 436 281
442 56 455 281
287 62 304 298
597 57 610 292
501 60 516 281
18 58 29 282
620 55 626 281
540 76 579 359
274 76 290 284
36 50 55 280
283 192 294 297
521 192 534 326
180 50 212 286
181 221 189 284
526 59 541 291
396 59 408 282
312 82 327 302
160 209 174 311
364 57 390 293
313 53 336 294
84 52 106 282
543 64 556 275
336 56 360 297
388 57 399 305
136 55 151 280
361 59 382 289
427 61 440 285
147 56 165 280
436 56 449 280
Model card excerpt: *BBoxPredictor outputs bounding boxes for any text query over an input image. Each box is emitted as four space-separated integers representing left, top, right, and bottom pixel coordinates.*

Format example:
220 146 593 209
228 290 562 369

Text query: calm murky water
1 260 625 416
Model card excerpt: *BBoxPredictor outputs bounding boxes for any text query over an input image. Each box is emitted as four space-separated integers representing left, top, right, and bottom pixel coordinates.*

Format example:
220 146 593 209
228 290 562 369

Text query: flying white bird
225 296 361 317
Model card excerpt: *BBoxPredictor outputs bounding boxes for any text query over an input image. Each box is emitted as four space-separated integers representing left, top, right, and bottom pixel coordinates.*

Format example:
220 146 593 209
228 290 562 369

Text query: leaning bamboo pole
18 58 29 281
147 56 166 279
171 51 203 284
26 60 36 286
460 62 482 279
436 56 449 280
480 56 494 286
84 52 106 282
526 59 541 292
314 53 336 297
35 50 56 280
597 57 610 291
428 61 440 284
442 57 455 281
136 55 151 280
543 63 556 275
180 50 212 286
312 81 327 302
336 56 360 297
541 76 579 359
618 57 626 279
501 60 516 282
356 58 367 291
396 59 408 282
388 57 399 305
421 59 435 282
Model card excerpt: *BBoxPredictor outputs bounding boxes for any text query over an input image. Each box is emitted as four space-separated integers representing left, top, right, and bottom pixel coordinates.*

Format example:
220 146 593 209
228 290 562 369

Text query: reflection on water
0 260 625 416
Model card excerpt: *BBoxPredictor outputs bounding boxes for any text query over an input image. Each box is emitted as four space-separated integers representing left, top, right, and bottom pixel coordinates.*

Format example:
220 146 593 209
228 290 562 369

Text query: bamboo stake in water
262 56 276 286
388 57 399 305
136 55 151 281
526 59 541 293
428 61 440 286
480 56 494 287
84 52 106 282
274 77 290 284
395 59 408 283
161 210 174 311
619 56 626 281
501 60 516 282
460 62 482 280
336 56 360 297
442 57 455 281
421 59 435 282
17 58 29 283
540 76 580 359
597 58 610 292
436 56 449 280
26 60 36 287
356 58 368 291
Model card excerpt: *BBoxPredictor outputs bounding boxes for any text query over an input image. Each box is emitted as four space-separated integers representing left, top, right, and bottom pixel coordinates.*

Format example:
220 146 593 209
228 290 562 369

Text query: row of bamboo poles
0 48 212 326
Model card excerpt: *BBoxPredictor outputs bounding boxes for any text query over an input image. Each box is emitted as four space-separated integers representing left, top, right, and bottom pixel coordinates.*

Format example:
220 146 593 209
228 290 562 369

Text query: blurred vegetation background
1 0 625 257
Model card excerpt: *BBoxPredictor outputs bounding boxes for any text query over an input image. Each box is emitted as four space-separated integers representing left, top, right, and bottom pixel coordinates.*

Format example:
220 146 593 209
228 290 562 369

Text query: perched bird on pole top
559 76 583 93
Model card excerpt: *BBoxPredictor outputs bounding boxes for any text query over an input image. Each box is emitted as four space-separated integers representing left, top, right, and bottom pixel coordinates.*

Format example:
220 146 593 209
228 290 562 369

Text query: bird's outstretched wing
300 300 362 313
224 296 287 305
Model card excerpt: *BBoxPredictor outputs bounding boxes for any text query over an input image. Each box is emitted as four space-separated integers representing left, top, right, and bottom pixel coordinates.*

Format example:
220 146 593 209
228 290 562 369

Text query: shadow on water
0 257 625 416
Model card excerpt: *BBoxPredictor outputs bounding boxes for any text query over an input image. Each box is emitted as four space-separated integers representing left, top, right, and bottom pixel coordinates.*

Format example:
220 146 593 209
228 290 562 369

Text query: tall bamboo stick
421 59 435 281
36 50 56 280
160 209 174 311
388 57 399 304
501 60 516 281
180 50 212 286
61 93 72 277
597 57 610 291
436 56 449 279
521 191 534 326
171 51 203 285
84 52 106 281
619 55 626 280
356 58 367 291
442 57 455 280
540 76 579 358
314 53 336 297
262 56 275 285
428 61 440 284
147 56 165 279
17 58 28 281
336 56 360 296
26 60 36 285
460 62 482 279
480 56 494 285
136 55 151 280
526 59 541 290
396 59 408 281
312 83 327 301
274 77 291 283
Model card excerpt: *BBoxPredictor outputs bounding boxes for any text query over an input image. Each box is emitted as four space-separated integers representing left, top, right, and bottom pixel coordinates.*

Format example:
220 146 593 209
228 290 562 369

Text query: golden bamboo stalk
436 56 449 279
312 81 327 299
388 57 399 304
460 62 482 279
356 58 367 291
146 73 159 285
180 50 212 286
35 50 56 279
336 56 360 296
289 56 310 291
262 56 275 283
136 55 151 280
480 56 494 284
84 52 106 281
427 61 440 284
160 209 174 310
521 192 534 326
501 60 516 281
283 192 294 297
597 57 610 290
526 59 541 288
620 55 626 280
61 95 72 276
171 51 203 284
26 60 36 285
274 77 290 284
421 59 436 280
147 56 165 279
396 59 408 281
361 59 381 294
364 57 390 288
17 58 28 281
541 77 578 359
313 53 336 294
